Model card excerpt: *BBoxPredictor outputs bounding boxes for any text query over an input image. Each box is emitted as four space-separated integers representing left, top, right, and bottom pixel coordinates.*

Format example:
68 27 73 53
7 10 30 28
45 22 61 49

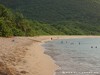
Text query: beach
0 36 100 75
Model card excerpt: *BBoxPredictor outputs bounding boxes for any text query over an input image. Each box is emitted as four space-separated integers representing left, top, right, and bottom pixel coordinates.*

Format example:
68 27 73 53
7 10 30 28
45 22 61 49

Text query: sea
43 38 100 75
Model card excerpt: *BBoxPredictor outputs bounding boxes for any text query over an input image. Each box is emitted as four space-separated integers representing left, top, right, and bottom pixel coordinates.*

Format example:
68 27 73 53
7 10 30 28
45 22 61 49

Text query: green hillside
0 1 100 36
0 0 100 23
0 4 64 37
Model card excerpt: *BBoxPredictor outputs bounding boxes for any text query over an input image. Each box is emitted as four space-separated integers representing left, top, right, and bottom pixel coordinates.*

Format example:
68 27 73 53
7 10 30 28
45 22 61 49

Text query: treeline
1 4 100 37
0 4 34 37
0 4 63 37
0 4 60 36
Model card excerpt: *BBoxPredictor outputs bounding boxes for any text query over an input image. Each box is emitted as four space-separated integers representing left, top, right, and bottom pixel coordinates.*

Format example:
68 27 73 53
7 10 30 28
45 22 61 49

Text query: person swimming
91 46 93 48
95 46 97 48
70 42 74 45
61 41 63 43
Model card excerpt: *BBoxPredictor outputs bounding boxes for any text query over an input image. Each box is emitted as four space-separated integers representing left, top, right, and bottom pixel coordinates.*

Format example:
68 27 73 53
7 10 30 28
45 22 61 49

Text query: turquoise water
43 38 100 75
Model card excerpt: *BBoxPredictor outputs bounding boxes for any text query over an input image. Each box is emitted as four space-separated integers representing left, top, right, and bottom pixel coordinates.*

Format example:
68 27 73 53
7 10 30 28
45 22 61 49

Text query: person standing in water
61 41 63 44
79 42 80 45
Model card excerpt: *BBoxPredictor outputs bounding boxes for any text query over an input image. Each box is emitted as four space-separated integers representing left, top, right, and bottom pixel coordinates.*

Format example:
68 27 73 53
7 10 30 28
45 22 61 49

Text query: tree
0 19 13 37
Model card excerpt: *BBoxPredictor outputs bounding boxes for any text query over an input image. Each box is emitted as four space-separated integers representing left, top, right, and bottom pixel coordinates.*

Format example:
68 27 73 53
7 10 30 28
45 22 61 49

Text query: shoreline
23 38 58 75
33 35 100 75
1 36 100 75
28 35 100 75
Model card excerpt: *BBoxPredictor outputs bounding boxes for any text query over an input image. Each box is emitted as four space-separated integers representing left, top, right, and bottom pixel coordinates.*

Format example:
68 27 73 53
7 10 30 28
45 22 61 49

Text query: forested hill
1 0 100 23
1 1 100 36
0 4 65 37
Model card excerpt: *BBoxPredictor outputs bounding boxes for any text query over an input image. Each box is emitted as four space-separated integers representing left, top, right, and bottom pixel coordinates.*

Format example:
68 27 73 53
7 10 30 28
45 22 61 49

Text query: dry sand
0 35 100 75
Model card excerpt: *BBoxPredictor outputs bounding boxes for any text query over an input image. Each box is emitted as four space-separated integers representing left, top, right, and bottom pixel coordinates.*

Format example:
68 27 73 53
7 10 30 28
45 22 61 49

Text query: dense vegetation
1 0 100 36
0 4 63 36
0 4 33 37
1 0 100 23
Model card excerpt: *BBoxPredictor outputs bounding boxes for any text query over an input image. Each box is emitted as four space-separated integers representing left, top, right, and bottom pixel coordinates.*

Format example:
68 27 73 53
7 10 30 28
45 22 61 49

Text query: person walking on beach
51 38 53 40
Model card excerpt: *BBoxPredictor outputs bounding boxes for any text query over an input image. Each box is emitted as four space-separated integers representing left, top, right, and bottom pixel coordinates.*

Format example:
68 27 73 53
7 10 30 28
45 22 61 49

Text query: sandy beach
0 35 100 75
